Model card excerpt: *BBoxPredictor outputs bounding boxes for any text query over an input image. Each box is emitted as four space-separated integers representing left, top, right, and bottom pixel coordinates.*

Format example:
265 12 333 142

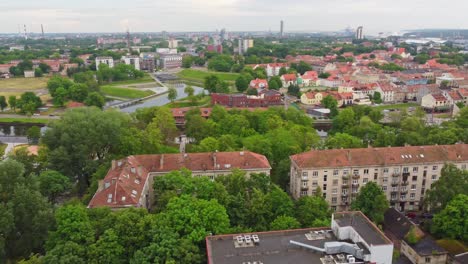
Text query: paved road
0 136 28 144
0 113 59 120
2 143 22 158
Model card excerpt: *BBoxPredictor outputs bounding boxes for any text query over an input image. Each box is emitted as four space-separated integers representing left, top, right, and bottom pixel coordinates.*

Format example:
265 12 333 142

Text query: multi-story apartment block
95 56 114 70
88 151 271 210
290 144 468 212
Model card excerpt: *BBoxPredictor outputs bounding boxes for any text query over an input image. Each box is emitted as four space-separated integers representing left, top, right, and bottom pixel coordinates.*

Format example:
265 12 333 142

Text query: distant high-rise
356 26 364 40
41 24 45 38
280 20 284 37
238 38 254 55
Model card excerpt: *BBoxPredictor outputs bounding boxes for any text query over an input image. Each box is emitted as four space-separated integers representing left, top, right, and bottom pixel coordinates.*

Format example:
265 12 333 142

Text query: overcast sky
1 0 467 35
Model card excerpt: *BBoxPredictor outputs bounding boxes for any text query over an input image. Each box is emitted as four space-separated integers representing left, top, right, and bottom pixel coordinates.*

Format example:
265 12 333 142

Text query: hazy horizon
1 0 468 35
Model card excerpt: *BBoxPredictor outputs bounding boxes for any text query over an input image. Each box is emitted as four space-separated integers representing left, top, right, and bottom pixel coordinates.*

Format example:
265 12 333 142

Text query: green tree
53 87 68 107
279 67 288 75
195 137 220 152
246 88 258 95
332 108 356 133
85 92 105 108
42 108 131 193
0 160 53 261
162 195 230 242
69 83 90 102
325 133 363 149
182 56 193 68
43 242 87 264
8 96 17 111
184 85 195 97
372 91 383 104
235 76 249 92
34 68 43 77
270 215 301 230
37 170 71 203
431 194 468 241
295 196 331 227
322 95 338 117
425 164 468 212
168 87 178 102
268 79 279 90
204 75 220 93
0 96 7 111
88 229 125 264
17 92 42 114
351 182 389 224
26 126 41 144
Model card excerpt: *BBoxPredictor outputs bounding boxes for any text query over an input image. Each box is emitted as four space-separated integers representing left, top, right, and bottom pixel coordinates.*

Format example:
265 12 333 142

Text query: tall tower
23 24 28 40
280 20 284 38
41 24 45 38
126 29 131 50
356 26 363 40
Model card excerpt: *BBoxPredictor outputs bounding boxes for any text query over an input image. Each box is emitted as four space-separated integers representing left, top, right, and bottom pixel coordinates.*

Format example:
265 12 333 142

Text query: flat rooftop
334 212 392 246
207 228 343 264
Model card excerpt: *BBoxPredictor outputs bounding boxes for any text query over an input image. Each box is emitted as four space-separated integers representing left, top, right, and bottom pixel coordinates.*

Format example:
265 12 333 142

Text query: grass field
0 77 49 90
0 143 6 156
167 96 211 108
100 85 155 99
109 74 155 86
0 117 50 124
373 103 420 111
177 69 240 83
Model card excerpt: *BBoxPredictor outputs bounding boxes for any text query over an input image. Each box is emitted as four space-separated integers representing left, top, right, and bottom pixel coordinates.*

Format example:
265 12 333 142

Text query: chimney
347 150 352 162
160 155 164 169
111 160 116 169
213 151 217 169
137 165 143 176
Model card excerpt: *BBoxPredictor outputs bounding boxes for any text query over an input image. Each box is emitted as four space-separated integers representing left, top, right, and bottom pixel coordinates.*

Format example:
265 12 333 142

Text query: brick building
211 90 282 108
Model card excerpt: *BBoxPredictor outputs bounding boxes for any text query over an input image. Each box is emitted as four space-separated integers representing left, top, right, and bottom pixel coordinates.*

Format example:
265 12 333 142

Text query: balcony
341 193 348 197
391 181 399 186
342 175 349 180
400 189 408 194
352 174 360 179
391 191 399 195
390 197 398 202
401 181 409 186
352 183 360 187
301 186 309 191
392 173 400 177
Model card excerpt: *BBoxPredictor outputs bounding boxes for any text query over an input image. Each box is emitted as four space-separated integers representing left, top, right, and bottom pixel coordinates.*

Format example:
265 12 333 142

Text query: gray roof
334 211 392 246
206 228 336 264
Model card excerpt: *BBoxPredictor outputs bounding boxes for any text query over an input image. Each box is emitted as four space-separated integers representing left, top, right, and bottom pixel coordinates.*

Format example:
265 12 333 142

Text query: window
342 189 348 195
432 175 437 180
332 197 337 204
363 178 368 183
425 257 431 263
300 191 308 197
331 206 337 211
323 184 327 191
394 167 400 173
392 187 398 192
332 188 338 194
432 165 438 171
383 177 388 183
312 181 318 186
462 164 466 170
323 193 327 199
341 197 348 203
302 171 308 176
352 179 358 184
412 176 418 181
374 173 378 180
353 169 359 175
383 168 389 173
423 170 427 177
312 171 319 177
209 175 215 181
400 194 406 199
302 181 308 187
333 170 339 176
391 194 396 200
333 179 338 186
364 169 369 174
403 167 409 173
411 184 416 190
410 193 415 200
413 167 418 172
323 175 328 181
343 169 349 175
382 186 387 191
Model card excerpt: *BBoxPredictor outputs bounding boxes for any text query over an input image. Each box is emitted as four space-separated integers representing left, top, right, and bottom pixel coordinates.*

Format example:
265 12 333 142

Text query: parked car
406 212 417 219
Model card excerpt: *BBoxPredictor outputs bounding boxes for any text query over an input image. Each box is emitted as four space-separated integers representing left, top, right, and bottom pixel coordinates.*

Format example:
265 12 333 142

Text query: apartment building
290 144 468 212
88 151 271 210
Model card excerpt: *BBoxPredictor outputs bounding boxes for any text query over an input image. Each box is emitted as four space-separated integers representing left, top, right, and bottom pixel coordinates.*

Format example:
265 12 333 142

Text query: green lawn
167 96 211 108
108 74 155 85
100 86 155 99
373 103 420 111
177 69 240 83
0 77 49 90
0 117 50 124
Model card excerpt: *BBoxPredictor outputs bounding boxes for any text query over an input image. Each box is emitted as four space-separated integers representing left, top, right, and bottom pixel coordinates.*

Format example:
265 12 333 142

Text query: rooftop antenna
41 24 45 38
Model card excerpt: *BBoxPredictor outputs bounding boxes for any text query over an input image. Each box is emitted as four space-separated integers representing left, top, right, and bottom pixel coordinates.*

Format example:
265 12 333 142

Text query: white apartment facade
290 144 468 212
95 56 114 70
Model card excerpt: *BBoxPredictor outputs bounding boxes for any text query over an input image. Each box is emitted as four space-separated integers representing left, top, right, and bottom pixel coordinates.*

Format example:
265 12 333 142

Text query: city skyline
1 0 468 34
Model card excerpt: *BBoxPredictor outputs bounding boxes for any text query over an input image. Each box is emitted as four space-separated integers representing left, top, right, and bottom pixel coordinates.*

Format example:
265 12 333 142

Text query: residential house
249 78 268 90
96 57 114 70
318 75 343 88
376 83 396 103
281 74 297 87
301 71 318 87
211 90 282 108
122 55 141 70
88 151 271 209
421 93 451 111
384 208 448 264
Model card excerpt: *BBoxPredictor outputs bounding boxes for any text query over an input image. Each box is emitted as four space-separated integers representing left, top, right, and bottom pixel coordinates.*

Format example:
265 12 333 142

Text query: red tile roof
431 93 447 102
282 74 297 82
249 78 269 89
88 151 271 208
291 144 468 169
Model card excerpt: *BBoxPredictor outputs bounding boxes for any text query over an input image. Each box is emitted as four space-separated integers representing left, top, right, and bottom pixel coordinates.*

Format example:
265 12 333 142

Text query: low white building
421 93 451 111
95 57 114 70
122 56 140 70
375 83 395 103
